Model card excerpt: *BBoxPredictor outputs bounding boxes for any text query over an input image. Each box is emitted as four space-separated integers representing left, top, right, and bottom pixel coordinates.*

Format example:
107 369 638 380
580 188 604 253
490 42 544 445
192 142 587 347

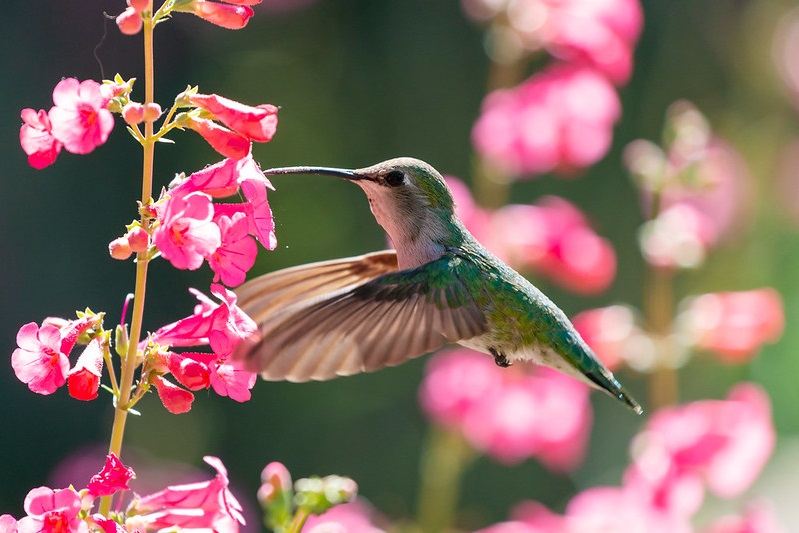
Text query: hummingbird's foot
489 347 512 368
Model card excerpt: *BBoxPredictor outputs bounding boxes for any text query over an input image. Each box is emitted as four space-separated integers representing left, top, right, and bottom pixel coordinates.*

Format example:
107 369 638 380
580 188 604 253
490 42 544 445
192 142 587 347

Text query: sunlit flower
185 116 251 160
473 64 621 178
19 108 62 169
208 213 258 287
116 7 143 35
12 322 70 395
17 486 86 533
151 374 195 414
87 453 136 498
177 0 256 30
153 191 222 271
66 338 104 401
49 78 114 155
190 93 278 142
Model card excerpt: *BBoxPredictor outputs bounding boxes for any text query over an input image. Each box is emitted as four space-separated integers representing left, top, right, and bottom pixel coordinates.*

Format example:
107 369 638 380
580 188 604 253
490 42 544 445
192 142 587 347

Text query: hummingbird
234 157 642 414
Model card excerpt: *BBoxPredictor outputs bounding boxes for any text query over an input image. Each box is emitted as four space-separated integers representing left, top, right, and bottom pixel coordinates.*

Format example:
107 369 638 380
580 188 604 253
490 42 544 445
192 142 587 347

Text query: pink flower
66 338 104 401
701 501 787 533
209 362 256 402
680 289 784 363
185 116 251 160
490 198 616 294
87 453 136 498
190 93 278 142
419 349 592 470
208 213 258 287
472 64 621 177
116 7 143 35
12 322 70 395
20 109 62 169
17 486 86 533
303 500 386 533
179 0 255 30
49 78 114 155
153 191 222 270
166 352 213 391
0 515 17 533
572 306 641 370
625 384 775 518
132 456 245 533
258 462 292 505
152 375 195 414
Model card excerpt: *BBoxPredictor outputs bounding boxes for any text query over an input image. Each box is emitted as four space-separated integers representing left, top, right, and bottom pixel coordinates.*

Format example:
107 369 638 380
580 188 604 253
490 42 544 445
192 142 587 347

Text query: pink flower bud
143 102 162 122
67 338 104 401
190 1 255 29
126 226 149 252
128 0 150 11
116 7 143 35
122 103 145 125
109 236 132 260
260 462 292 499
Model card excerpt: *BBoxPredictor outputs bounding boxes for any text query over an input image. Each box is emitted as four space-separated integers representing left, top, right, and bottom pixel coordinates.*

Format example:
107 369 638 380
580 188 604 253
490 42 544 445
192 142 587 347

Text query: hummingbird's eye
384 170 405 187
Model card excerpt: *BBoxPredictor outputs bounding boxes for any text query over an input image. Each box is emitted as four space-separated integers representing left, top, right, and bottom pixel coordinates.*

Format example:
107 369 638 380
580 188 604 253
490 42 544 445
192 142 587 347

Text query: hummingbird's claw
490 348 512 368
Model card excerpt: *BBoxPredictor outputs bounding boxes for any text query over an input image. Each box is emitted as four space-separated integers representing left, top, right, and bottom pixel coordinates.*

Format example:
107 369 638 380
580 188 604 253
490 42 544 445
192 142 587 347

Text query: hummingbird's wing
234 250 488 381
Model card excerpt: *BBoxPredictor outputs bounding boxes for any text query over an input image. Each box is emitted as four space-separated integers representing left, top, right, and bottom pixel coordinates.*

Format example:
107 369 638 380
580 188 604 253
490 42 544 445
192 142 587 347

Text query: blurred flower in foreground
472 64 621 178
419 348 592 470
572 305 646 371
625 383 775 519
303 500 387 533
677 289 784 363
448 176 616 294
701 501 787 533
461 0 643 84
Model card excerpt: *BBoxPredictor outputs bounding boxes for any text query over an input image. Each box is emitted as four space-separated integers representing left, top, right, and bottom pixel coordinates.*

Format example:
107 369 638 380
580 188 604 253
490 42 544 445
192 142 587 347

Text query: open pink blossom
152 375 195 414
167 352 213 391
0 515 17 533
190 93 278 142
177 0 255 30
153 191 222 271
185 116 251 160
303 500 386 533
209 362 257 402
12 322 70 395
208 213 258 287
680 289 784 363
66 337 104 401
87 453 135 498
20 108 62 169
625 384 775 518
132 456 245 533
17 486 86 533
49 78 114 155
472 64 621 177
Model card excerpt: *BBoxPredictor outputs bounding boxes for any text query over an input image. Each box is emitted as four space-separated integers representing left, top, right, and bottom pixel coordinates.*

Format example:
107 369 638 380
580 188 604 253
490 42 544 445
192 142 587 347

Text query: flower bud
109 236 132 260
116 7 143 35
128 0 150 11
143 102 163 123
122 103 145 125
126 226 149 252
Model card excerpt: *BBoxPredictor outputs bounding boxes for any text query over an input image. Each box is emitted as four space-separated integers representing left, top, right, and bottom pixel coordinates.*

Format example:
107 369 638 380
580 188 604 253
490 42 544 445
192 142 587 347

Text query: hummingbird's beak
260 166 365 181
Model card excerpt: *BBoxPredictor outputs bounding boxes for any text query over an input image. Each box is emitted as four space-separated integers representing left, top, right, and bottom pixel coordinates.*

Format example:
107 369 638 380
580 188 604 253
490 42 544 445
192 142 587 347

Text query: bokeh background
3 0 799 530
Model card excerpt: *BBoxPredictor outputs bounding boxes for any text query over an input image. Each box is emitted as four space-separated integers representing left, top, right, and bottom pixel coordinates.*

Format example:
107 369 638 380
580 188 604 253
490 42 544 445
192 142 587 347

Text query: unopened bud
258 462 292 505
122 103 145 125
143 103 163 123
126 226 149 253
128 0 150 11
116 7 143 35
109 237 132 260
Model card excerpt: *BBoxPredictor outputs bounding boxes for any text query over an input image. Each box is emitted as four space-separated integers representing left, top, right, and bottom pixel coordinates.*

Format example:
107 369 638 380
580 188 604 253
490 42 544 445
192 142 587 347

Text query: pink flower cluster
1 454 245 533
146 284 259 413
449 177 615 294
466 0 642 178
127 154 276 286
20 78 115 169
419 349 591 470
476 384 781 532
11 315 104 400
119 0 262 35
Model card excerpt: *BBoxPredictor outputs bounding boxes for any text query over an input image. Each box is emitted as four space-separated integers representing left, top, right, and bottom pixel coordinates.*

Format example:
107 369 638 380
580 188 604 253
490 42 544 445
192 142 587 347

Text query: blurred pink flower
419 349 592 470
0 515 17 533
66 338 104 401
19 109 62 169
208 213 258 287
17 486 86 533
625 384 775 518
572 305 641 370
132 456 245 533
774 7 799 110
473 64 621 177
152 375 195 414
258 462 292 505
190 93 278 142
87 453 135 498
153 191 222 271
680 289 784 363
49 78 114 155
12 322 70 395
490 198 616 294
303 500 386 533
701 501 787 533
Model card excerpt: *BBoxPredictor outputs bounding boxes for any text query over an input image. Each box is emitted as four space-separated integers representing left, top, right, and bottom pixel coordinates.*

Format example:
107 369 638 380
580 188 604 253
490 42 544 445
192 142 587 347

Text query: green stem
287 508 310 533
416 428 475 533
99 3 156 516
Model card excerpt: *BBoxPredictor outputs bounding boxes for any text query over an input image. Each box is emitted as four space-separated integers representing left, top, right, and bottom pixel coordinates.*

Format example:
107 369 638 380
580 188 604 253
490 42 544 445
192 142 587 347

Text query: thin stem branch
287 508 310 533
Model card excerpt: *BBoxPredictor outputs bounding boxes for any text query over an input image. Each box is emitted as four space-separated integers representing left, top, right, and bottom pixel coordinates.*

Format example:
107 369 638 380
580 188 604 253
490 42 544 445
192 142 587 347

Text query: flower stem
416 428 474 533
287 508 310 533
99 3 156 516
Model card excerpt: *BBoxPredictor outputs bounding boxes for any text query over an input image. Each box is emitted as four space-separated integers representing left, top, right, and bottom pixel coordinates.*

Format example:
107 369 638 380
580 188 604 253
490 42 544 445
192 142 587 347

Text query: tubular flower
87 453 136 498
176 0 256 30
66 338 104 401
190 93 278 142
153 191 222 271
19 109 62 169
184 116 251 160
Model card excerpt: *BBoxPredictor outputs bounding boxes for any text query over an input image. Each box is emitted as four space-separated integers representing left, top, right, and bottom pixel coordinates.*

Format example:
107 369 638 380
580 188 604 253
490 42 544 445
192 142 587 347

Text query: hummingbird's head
261 157 463 267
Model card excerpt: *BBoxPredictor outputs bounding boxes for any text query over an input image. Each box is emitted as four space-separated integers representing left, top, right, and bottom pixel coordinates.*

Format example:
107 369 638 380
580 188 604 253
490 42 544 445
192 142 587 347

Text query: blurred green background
3 0 799 530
